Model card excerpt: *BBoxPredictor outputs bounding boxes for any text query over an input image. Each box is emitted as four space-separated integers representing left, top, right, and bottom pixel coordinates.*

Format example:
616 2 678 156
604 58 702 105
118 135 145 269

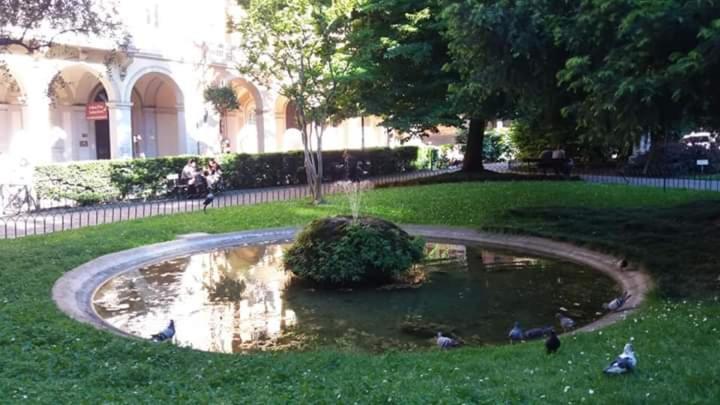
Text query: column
176 103 187 155
107 102 134 159
259 105 278 153
23 80 52 163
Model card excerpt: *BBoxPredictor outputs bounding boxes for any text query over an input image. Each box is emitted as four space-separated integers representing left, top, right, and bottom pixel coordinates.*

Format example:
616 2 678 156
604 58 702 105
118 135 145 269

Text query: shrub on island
283 216 425 287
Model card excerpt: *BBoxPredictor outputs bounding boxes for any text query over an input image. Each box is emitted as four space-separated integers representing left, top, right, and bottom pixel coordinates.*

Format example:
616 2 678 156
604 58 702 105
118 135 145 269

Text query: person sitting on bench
180 158 206 195
205 158 223 191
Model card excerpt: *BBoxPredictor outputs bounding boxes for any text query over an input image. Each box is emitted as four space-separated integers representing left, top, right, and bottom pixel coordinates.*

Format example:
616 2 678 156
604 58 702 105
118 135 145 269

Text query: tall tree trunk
313 127 324 204
462 117 486 172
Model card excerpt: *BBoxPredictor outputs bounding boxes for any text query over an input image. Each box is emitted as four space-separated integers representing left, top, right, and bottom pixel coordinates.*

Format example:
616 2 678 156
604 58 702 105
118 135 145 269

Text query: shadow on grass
494 199 720 298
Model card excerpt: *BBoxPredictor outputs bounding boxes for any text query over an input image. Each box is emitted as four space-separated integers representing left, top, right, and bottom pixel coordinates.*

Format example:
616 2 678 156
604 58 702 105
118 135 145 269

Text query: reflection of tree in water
193 244 296 351
204 273 246 302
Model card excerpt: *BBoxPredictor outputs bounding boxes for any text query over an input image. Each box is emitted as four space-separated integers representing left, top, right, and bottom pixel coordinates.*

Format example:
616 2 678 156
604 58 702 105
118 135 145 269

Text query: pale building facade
0 0 392 173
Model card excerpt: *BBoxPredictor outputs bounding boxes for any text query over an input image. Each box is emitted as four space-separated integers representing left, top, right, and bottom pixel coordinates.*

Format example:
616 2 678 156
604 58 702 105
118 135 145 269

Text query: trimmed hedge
33 146 419 204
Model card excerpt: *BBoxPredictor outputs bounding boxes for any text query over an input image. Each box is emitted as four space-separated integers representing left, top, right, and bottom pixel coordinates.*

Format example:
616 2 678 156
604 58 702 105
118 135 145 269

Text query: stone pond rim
52 225 653 340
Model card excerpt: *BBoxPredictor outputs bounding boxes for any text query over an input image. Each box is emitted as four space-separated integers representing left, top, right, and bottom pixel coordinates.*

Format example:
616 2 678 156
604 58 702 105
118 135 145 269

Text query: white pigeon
603 291 632 312
436 332 460 349
604 343 637 375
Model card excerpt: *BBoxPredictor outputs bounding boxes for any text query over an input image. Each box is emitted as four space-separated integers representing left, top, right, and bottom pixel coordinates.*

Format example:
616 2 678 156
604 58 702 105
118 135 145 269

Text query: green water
93 242 617 353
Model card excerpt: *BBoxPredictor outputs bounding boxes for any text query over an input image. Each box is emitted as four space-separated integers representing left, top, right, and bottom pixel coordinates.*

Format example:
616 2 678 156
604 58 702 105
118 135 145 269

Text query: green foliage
33 147 419 203
347 0 461 136
0 0 121 53
482 129 516 162
284 216 425 286
414 146 438 170
230 0 358 202
203 85 239 115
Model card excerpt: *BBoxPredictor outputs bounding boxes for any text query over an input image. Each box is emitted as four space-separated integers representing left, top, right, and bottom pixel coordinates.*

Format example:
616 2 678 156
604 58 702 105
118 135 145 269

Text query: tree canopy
0 0 121 53
348 0 720 165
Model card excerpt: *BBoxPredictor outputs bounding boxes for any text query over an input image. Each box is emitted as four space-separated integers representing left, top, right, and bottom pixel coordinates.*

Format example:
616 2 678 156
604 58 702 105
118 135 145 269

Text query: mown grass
1 181 719 403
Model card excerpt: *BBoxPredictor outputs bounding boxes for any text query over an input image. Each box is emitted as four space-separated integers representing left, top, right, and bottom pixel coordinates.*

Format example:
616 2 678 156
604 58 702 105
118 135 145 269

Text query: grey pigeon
203 193 215 212
508 321 523 343
545 329 560 354
604 343 637 374
603 291 632 312
436 332 460 349
523 326 553 340
556 312 576 332
151 320 175 342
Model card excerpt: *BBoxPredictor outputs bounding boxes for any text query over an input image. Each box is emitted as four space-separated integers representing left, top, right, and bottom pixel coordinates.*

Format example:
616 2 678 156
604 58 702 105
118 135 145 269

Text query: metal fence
502 161 720 192
0 169 456 240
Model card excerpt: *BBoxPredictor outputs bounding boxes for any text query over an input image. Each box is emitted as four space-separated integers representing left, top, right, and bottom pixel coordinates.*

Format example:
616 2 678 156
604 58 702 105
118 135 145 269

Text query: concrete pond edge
53 225 653 340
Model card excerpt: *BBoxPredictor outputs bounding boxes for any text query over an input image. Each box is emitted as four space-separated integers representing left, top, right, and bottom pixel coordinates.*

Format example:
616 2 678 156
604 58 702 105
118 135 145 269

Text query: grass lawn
1 181 719 402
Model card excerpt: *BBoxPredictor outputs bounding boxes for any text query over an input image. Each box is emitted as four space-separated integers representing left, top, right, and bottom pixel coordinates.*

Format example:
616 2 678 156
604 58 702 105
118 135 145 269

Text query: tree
348 0 518 172
204 84 240 148
230 0 355 203
553 0 720 165
347 1 460 136
441 0 578 166
0 0 121 54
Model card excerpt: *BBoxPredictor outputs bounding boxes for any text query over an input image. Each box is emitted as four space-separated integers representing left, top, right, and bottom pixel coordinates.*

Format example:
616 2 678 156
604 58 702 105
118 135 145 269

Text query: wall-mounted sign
79 140 89 147
86 102 108 120
697 159 709 166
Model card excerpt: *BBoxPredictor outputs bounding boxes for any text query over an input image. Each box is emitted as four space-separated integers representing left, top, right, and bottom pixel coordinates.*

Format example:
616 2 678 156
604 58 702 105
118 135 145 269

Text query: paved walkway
0 169 456 239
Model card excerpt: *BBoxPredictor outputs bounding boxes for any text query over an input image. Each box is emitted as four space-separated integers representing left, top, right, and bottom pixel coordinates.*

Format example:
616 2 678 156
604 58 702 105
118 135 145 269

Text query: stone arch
122 65 184 104
125 68 185 157
52 63 119 103
216 74 265 154
274 95 304 152
47 64 115 161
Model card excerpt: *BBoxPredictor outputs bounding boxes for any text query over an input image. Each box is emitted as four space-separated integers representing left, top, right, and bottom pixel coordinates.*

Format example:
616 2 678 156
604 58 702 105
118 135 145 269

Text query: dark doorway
92 88 111 160
95 120 111 159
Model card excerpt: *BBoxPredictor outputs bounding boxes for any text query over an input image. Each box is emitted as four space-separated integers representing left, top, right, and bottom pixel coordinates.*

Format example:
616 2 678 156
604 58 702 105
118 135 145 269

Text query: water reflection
93 242 616 353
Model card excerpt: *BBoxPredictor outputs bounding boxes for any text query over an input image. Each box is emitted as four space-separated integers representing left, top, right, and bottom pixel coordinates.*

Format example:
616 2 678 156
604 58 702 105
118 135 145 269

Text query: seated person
205 158 223 190
180 158 206 194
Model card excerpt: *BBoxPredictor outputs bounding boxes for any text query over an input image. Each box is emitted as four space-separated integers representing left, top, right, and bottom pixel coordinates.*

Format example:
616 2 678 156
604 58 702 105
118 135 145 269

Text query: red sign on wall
86 102 108 120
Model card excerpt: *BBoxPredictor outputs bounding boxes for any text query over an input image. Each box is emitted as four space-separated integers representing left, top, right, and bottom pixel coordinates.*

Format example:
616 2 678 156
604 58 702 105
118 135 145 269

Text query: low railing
503 160 720 193
0 169 457 240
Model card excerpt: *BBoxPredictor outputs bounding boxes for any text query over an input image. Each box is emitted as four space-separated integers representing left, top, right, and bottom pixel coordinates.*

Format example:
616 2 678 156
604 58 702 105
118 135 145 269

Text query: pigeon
436 332 460 349
603 291 632 312
604 343 637 375
203 192 215 212
545 329 560 354
523 326 553 340
509 321 523 343
151 320 175 342
556 312 576 332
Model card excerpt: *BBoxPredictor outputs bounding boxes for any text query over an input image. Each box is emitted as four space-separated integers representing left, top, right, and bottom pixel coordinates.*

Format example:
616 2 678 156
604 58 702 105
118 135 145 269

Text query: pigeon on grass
436 332 460 349
151 320 175 342
545 329 560 354
508 321 523 343
604 343 637 375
